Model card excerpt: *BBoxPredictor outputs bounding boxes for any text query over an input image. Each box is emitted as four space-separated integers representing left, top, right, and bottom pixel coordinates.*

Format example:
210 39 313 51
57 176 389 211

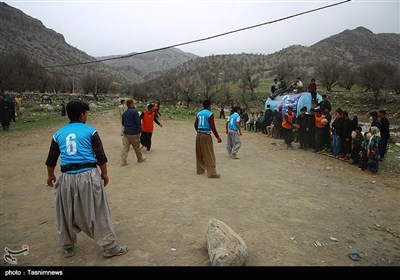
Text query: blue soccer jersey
197 109 213 134
53 122 97 174
228 112 240 131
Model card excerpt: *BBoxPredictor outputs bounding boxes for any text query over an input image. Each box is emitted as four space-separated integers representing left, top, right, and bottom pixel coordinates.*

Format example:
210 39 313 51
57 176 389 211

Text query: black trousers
140 132 153 151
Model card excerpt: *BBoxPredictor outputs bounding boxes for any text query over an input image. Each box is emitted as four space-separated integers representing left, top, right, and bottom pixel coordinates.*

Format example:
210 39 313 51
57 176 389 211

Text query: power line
41 0 351 69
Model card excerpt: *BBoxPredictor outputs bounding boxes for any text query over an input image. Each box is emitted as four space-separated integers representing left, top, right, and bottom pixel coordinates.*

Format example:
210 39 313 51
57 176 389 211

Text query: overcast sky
4 0 400 57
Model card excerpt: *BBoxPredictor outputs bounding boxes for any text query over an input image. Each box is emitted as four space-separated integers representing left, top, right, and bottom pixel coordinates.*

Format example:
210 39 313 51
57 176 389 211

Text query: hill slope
0 2 198 83
0 2 124 81
97 48 198 83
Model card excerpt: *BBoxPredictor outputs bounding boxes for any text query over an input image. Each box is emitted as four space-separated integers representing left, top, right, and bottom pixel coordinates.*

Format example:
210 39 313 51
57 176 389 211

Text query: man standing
121 99 145 165
45 100 127 258
226 106 242 159
307 78 317 103
281 106 296 149
194 99 222 178
0 93 11 131
318 95 331 113
378 109 390 161
15 94 23 118
219 105 225 119
118 99 127 136
140 103 162 154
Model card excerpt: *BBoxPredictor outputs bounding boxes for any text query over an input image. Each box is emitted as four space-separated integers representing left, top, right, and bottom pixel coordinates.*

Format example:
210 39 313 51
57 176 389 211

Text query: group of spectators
238 95 390 174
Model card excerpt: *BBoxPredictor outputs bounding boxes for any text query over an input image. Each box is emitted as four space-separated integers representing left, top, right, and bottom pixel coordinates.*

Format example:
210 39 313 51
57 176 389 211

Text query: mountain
0 2 198 84
97 48 198 83
309 26 400 66
0 2 122 81
1 1 398 88
157 27 400 83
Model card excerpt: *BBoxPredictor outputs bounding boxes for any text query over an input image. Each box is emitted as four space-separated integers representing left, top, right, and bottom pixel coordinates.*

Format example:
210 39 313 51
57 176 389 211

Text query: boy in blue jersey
194 99 222 178
226 106 242 159
45 100 127 258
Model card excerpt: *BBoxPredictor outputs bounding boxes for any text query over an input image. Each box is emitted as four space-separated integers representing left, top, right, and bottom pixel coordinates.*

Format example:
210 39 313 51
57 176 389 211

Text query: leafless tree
81 73 96 95
198 71 218 100
52 72 67 94
315 59 341 91
239 68 259 100
338 64 357 91
275 61 293 80
359 62 397 99
387 66 400 94
179 76 197 108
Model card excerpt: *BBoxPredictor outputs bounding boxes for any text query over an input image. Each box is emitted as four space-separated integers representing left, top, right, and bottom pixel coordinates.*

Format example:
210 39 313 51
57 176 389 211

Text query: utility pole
94 63 98 99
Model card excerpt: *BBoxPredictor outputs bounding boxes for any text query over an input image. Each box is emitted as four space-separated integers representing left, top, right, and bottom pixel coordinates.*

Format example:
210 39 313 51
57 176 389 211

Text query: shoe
121 163 128 166
230 154 239 159
146 150 150 154
138 157 147 163
103 244 128 258
63 247 75 258
208 174 221 179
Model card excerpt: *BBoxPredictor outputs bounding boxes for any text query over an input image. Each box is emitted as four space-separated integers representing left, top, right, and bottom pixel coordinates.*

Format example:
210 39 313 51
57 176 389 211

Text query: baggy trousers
195 132 217 177
226 130 241 156
55 168 116 250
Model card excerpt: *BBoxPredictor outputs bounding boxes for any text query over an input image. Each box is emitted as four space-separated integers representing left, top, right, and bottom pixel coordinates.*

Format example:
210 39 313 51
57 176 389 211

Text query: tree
387 66 400 95
240 68 259 99
52 72 67 94
338 64 357 91
130 83 147 101
359 62 397 99
315 59 341 91
275 61 293 80
81 73 96 95
156 74 181 103
0 52 49 92
179 76 197 108
219 84 232 104
198 71 218 100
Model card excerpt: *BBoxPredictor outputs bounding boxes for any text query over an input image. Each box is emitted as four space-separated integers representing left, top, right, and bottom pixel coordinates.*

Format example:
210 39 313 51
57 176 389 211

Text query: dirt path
1 111 399 266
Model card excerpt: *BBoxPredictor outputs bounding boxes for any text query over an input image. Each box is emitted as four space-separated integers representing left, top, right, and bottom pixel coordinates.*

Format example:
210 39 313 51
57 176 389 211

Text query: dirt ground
0 110 399 267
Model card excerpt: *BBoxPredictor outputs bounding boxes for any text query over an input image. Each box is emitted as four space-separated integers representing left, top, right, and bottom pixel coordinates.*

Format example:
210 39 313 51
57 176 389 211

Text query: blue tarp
265 91 322 117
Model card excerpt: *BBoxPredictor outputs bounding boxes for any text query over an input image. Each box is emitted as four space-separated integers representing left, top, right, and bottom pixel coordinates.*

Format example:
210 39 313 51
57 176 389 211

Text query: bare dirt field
1 110 399 267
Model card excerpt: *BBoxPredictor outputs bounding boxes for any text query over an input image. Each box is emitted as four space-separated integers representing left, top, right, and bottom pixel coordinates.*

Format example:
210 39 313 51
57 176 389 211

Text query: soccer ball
321 118 328 125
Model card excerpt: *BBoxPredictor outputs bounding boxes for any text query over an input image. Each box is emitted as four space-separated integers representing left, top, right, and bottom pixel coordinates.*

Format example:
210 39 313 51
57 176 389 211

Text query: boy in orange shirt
140 104 162 153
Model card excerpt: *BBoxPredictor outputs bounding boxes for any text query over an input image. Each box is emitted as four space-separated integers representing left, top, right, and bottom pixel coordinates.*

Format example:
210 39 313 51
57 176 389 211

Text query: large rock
205 218 248 266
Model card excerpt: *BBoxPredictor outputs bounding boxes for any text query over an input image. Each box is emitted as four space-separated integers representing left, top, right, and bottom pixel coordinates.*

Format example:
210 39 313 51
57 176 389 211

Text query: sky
3 0 400 57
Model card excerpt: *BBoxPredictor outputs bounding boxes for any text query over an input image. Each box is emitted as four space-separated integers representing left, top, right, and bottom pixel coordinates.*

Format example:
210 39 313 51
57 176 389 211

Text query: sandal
103 244 128 258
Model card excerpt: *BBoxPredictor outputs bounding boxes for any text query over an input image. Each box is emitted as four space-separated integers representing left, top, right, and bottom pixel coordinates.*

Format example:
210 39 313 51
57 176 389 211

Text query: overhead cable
41 0 351 69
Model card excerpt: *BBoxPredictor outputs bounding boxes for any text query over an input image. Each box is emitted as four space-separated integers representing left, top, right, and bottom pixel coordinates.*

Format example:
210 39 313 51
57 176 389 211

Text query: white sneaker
146 150 150 154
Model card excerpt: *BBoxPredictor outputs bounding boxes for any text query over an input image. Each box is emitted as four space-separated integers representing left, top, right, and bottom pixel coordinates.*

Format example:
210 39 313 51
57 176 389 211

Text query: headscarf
369 126 381 146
